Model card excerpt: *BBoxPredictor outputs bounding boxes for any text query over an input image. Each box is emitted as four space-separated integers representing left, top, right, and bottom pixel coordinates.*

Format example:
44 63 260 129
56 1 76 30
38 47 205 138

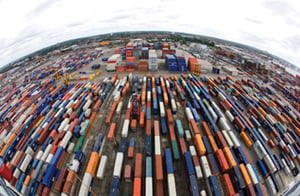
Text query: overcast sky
0 0 299 68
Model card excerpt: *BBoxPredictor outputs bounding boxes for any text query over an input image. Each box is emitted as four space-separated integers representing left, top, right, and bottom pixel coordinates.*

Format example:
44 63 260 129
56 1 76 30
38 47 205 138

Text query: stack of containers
212 67 220 74
132 48 140 57
188 57 201 73
138 60 148 71
106 54 122 72
148 50 158 71
140 47 149 59
78 134 105 195
174 54 187 72
165 149 177 195
154 120 164 196
125 48 133 58
166 54 177 71
162 48 169 58
125 57 135 71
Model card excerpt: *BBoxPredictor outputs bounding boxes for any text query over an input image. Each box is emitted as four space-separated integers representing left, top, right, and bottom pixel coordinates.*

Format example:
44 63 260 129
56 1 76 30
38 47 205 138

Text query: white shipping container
60 131 72 149
113 152 124 178
58 118 70 132
20 154 32 172
185 107 194 121
159 102 165 117
83 99 92 111
281 158 291 175
66 108 73 116
36 150 43 160
96 155 108 179
193 92 200 101
200 156 211 178
147 91 151 102
189 146 197 156
41 144 52 162
45 153 54 164
200 190 207 196
265 114 276 125
253 141 267 159
195 165 203 179
25 147 34 157
13 168 21 179
257 128 268 142
185 130 192 141
154 136 161 155
145 177 153 196
167 174 177 196
228 131 241 148
170 99 177 113
78 173 93 196
218 117 230 131
85 109 92 118
116 101 123 115
69 159 80 172
222 130 233 148
121 120 130 138
67 143 75 153
208 107 218 122
246 164 259 185
21 184 27 195
265 176 277 195
263 155 276 173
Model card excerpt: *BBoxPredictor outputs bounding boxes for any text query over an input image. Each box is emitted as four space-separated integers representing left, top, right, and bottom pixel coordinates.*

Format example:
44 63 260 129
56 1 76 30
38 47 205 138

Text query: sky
0 0 300 68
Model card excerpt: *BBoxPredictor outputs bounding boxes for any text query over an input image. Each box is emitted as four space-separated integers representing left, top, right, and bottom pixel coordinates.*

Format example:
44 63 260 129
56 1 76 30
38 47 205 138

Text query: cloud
0 0 300 68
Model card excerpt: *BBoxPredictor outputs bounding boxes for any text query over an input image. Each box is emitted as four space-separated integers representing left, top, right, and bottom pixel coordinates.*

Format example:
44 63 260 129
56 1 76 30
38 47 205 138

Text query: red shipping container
128 146 135 158
107 123 117 141
134 153 142 178
139 112 145 128
124 165 132 182
131 119 137 131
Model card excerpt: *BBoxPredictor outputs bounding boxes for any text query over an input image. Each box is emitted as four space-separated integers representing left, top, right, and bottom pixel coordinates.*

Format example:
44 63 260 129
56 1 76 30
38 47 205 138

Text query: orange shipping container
133 177 142 196
139 112 145 128
131 119 137 131
194 134 206 155
240 131 253 147
86 152 100 177
208 135 219 153
223 147 237 168
239 164 252 185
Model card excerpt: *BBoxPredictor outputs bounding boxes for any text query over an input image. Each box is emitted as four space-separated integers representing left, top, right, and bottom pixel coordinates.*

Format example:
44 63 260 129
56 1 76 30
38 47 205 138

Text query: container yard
0 40 300 196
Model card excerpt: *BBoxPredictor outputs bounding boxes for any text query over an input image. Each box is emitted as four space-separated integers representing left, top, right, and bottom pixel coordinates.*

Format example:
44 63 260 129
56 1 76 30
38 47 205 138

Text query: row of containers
29 51 102 81
99 73 300 195
0 75 119 195
115 47 156 60
0 72 300 195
